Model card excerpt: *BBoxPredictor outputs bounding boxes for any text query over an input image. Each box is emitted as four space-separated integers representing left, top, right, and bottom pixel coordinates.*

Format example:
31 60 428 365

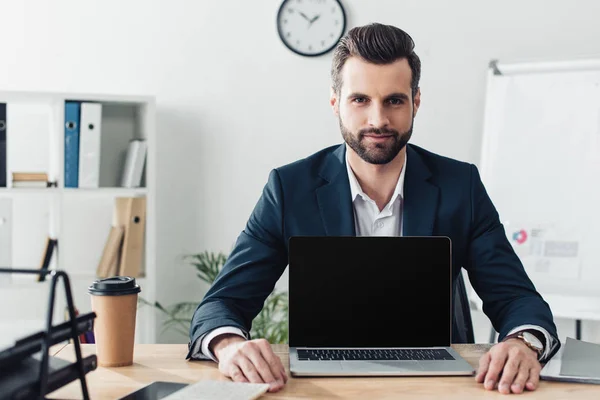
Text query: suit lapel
315 144 440 237
402 145 439 236
316 145 355 236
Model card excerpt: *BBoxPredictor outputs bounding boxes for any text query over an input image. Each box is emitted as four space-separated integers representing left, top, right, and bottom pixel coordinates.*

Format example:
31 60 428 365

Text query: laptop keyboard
297 348 455 361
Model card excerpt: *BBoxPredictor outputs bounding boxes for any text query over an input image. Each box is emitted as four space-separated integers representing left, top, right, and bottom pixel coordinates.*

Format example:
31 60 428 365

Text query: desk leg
576 319 582 340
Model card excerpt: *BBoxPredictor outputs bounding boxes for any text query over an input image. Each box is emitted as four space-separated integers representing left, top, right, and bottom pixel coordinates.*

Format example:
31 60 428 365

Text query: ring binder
0 268 96 400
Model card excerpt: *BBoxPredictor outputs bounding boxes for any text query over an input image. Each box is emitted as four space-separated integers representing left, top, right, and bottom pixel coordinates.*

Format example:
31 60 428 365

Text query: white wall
2 0 600 344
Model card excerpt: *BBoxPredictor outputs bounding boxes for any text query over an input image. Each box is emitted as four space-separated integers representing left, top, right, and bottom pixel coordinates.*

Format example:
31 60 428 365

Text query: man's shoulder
408 144 473 176
274 144 342 177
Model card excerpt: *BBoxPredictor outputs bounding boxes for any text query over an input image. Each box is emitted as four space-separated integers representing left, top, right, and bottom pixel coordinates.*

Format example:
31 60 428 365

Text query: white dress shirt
346 149 406 237
194 148 554 361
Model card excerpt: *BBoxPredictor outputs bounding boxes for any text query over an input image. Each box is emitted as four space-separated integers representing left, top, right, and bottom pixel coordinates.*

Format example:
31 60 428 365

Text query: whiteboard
475 59 600 321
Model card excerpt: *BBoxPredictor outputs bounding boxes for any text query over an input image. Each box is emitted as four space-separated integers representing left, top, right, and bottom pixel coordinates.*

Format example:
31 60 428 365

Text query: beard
339 117 413 165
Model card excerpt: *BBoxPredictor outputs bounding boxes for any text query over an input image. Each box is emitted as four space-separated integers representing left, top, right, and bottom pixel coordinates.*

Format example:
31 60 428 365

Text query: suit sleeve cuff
506 324 555 361
200 326 247 362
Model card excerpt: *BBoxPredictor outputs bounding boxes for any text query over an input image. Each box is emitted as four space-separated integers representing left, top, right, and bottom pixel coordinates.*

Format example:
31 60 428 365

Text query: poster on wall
504 221 582 281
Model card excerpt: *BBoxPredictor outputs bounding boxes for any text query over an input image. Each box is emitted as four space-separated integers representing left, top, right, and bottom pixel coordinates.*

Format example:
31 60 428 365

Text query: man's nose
367 104 390 128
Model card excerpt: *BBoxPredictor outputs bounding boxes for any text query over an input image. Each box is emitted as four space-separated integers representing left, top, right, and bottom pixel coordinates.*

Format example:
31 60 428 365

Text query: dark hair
331 23 421 99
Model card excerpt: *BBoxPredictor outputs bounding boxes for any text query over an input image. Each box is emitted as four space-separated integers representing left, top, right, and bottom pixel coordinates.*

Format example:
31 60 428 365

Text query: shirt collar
345 146 407 203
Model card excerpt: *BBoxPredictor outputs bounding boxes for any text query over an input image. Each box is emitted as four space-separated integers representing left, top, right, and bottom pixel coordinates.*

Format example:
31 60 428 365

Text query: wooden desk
48 344 599 399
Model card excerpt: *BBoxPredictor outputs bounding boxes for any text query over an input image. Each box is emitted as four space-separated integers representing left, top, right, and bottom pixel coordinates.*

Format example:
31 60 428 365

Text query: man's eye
388 98 404 105
353 97 367 103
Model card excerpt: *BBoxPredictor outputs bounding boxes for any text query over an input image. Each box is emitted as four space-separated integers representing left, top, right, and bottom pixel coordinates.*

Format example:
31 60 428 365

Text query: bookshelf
0 90 157 345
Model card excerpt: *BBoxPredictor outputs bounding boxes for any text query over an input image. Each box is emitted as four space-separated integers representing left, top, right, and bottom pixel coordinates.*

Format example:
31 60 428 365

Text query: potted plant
141 251 288 343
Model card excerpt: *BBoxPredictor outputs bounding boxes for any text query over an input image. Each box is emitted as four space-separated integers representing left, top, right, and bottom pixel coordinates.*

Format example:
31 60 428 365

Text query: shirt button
376 221 384 229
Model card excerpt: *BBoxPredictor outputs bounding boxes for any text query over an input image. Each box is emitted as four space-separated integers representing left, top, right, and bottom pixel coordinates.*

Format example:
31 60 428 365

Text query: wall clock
277 0 347 57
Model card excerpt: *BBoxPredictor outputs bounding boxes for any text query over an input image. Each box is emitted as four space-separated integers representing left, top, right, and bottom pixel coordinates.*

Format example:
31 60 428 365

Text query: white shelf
0 188 147 196
0 90 157 344
62 188 148 196
0 89 152 106
57 270 147 281
0 188 60 195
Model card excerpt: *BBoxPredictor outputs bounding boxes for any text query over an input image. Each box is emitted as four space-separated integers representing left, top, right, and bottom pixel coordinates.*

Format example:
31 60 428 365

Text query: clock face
277 0 346 57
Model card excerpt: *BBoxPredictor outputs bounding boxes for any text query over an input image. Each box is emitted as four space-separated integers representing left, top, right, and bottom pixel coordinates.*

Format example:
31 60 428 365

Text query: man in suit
188 23 559 395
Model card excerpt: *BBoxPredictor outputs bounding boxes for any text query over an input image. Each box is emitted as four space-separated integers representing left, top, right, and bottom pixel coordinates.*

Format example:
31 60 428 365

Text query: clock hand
299 11 311 22
309 14 321 24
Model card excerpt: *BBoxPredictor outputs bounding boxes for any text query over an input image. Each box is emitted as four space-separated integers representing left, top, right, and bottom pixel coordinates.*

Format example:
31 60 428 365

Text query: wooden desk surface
48 344 599 399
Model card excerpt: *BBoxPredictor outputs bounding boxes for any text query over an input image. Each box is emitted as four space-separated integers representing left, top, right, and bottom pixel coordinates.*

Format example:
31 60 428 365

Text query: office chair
452 272 475 344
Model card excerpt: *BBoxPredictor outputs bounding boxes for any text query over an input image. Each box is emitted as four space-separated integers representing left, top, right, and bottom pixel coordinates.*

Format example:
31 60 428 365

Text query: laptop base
290 347 475 377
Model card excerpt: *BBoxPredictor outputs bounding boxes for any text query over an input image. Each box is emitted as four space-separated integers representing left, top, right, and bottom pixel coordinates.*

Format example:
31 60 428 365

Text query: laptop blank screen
288 236 451 348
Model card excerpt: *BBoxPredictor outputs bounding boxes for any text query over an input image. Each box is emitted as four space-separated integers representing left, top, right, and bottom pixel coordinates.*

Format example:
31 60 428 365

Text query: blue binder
0 103 6 187
64 102 81 188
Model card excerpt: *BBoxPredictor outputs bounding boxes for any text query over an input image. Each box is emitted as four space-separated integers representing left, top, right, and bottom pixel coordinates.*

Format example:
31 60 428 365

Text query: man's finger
256 340 286 383
510 364 530 394
484 351 508 390
245 346 278 385
475 352 491 383
229 364 249 383
526 365 541 391
498 357 520 394
259 340 288 383
237 356 265 384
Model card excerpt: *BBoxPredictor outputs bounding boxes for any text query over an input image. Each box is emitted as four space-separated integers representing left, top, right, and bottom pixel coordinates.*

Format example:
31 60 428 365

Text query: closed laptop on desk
288 236 474 376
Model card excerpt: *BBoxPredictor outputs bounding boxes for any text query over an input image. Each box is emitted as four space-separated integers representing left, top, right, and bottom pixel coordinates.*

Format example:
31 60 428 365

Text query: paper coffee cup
88 276 141 367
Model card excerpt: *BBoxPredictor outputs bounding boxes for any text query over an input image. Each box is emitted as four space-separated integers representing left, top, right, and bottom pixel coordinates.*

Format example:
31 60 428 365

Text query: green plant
141 251 288 343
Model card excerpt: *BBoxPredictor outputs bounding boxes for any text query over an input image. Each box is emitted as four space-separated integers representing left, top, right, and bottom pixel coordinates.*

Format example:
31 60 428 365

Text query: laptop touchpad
341 361 424 372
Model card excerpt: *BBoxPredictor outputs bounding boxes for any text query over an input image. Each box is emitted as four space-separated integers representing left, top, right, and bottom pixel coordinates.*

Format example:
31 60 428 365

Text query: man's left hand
475 339 542 394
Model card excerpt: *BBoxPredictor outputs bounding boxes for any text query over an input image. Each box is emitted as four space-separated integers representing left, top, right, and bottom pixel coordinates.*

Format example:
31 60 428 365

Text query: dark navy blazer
188 144 558 357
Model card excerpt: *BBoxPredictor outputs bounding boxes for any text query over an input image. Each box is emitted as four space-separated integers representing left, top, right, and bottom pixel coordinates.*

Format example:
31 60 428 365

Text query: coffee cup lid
88 276 141 296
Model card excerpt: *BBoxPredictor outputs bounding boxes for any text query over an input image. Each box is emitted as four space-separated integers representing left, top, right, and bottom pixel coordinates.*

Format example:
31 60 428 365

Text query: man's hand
475 339 542 394
211 334 288 392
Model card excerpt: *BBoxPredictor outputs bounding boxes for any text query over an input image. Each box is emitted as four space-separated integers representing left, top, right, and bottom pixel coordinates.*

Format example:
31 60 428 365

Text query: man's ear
330 87 339 116
413 88 421 117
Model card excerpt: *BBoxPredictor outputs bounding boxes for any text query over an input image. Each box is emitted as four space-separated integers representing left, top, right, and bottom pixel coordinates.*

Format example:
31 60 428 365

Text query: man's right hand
210 334 288 392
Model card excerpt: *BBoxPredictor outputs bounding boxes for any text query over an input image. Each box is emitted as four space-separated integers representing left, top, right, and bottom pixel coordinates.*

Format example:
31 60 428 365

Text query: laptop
288 236 474 376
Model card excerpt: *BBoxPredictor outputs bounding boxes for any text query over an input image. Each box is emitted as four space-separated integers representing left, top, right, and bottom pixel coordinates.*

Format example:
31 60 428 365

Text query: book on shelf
121 139 147 188
64 102 81 188
78 102 102 188
12 181 49 188
115 197 146 277
96 197 146 278
11 172 51 188
11 172 50 188
96 225 124 278
12 172 48 181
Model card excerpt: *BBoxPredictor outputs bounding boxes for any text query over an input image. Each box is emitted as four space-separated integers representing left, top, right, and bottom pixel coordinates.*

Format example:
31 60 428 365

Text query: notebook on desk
119 381 269 400
541 337 600 384
119 382 187 400
288 236 474 377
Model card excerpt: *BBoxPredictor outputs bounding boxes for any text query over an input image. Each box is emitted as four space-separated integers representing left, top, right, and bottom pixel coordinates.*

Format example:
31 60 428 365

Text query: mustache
358 127 399 137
